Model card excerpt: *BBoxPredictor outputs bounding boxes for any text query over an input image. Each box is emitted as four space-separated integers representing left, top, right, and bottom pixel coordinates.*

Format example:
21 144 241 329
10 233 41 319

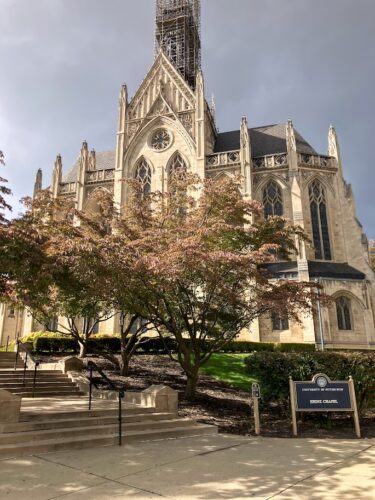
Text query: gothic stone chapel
1 0 374 350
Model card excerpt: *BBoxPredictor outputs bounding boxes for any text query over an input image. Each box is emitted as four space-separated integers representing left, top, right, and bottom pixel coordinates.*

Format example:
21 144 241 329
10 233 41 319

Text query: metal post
14 341 19 371
253 397 260 436
349 376 361 439
289 377 298 436
32 363 38 398
88 364 93 410
118 391 123 446
315 279 325 351
23 351 28 386
6 336 10 352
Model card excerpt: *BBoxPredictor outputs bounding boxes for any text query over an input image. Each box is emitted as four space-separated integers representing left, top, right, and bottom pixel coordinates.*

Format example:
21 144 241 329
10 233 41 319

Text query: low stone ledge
0 390 21 427
65 374 178 415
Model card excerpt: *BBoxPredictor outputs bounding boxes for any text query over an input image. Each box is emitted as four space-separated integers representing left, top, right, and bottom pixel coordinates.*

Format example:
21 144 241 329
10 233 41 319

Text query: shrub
88 335 121 353
34 335 78 354
274 343 316 353
140 336 178 354
33 334 123 354
220 341 275 353
245 351 375 413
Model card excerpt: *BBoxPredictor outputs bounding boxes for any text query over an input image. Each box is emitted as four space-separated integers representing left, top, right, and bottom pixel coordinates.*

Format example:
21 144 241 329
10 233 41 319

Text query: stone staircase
0 352 84 398
0 370 85 398
0 399 217 458
0 352 24 370
0 352 218 458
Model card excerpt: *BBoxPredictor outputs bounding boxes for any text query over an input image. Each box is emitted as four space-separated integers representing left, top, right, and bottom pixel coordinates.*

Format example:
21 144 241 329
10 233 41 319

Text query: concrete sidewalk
0 434 373 499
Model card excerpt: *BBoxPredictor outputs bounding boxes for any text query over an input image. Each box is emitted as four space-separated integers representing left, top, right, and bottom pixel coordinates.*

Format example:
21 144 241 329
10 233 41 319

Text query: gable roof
261 261 366 281
62 151 116 183
214 123 317 157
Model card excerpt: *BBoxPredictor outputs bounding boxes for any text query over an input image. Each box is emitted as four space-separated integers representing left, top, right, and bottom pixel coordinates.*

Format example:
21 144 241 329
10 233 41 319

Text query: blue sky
0 0 374 236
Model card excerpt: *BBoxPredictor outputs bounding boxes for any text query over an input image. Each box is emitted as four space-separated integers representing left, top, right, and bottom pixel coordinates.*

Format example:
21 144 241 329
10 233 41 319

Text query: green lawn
200 353 256 391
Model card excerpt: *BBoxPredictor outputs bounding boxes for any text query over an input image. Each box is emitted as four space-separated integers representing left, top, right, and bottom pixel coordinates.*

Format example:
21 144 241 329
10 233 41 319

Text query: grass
200 353 256 391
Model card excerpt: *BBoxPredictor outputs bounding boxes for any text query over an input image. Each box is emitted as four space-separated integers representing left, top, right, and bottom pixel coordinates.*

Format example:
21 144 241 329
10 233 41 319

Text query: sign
295 374 352 411
252 382 261 399
289 374 361 438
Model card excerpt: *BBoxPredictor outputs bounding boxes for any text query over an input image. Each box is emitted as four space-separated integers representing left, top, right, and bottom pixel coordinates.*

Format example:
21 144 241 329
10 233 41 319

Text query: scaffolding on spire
155 0 201 90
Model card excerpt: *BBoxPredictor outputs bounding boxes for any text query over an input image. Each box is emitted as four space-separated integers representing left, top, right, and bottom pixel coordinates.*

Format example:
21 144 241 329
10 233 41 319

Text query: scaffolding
155 0 201 89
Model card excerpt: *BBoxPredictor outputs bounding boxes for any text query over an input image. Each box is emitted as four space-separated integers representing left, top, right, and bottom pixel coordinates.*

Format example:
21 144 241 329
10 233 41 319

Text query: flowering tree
0 191 113 357
0 151 11 224
108 175 321 398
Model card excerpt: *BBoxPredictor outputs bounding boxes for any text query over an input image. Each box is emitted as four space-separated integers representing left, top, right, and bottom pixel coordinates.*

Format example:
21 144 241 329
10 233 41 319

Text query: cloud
1 0 374 237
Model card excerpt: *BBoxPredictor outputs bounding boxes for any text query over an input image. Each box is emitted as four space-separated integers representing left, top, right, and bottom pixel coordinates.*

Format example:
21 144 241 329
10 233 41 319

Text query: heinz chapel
1 0 374 350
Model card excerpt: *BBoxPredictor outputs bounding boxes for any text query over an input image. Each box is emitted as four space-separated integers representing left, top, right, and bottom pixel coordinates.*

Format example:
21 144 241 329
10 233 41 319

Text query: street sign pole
289 376 298 436
251 383 261 436
349 376 361 438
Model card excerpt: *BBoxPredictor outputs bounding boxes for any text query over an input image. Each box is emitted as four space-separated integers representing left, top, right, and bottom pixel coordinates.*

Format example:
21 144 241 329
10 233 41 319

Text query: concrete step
0 418 196 445
8 385 81 394
0 423 218 458
21 405 157 422
0 381 78 388
0 374 67 379
16 390 85 398
0 370 63 375
1 412 177 433
0 363 25 367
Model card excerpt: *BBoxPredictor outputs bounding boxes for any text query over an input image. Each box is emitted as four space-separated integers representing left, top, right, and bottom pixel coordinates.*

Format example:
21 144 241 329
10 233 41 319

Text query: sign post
289 373 361 438
251 383 261 436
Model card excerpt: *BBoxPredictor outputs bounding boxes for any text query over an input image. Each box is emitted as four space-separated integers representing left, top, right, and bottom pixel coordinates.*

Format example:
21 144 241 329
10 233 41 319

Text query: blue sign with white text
295 375 352 411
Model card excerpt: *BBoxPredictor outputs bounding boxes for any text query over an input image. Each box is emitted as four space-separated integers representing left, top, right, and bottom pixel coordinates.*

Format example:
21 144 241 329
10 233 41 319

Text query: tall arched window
46 316 58 332
135 158 152 198
168 153 187 181
336 296 353 331
309 180 331 260
271 311 289 331
263 181 283 218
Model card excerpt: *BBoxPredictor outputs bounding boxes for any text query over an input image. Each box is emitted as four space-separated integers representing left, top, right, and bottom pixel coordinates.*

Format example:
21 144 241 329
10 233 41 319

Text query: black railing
0 335 10 352
87 360 125 446
14 340 40 398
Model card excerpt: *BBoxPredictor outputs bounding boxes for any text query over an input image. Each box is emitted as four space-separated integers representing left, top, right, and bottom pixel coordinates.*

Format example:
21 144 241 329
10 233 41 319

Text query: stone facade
1 1 374 351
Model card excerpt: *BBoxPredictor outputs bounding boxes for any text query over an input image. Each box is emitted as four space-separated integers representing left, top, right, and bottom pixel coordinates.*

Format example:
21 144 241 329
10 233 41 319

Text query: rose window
151 129 171 151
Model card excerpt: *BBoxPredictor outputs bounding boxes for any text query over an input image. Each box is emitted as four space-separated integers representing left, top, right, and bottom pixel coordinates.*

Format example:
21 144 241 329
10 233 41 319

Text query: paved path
0 434 374 499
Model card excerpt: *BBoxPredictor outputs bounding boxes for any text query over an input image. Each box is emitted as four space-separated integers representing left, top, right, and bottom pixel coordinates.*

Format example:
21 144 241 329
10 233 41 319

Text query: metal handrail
87 360 125 446
14 340 40 398
0 335 10 352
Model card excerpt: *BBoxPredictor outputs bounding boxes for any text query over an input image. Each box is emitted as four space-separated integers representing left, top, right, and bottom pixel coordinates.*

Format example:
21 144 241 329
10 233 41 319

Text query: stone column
240 116 252 198
195 70 206 181
33 169 43 199
51 155 62 199
114 85 128 214
287 120 316 344
76 141 89 212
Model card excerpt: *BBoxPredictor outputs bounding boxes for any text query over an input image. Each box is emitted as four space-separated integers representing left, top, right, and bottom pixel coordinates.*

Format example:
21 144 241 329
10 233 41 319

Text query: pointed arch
335 295 353 331
263 180 283 218
309 179 332 260
134 156 152 198
167 151 189 180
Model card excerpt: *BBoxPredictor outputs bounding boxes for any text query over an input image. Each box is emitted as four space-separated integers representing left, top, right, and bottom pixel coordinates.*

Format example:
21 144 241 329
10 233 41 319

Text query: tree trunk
119 351 130 377
184 370 199 399
78 340 87 359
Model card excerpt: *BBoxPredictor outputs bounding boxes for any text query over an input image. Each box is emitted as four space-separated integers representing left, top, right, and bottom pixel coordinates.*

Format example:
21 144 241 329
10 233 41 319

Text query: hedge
33 334 122 354
245 351 375 413
28 332 316 355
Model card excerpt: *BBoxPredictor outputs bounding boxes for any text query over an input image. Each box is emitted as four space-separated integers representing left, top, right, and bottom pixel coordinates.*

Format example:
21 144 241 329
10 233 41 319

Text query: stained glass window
336 296 352 331
272 312 289 331
135 158 152 198
263 181 283 218
168 153 187 180
309 180 331 260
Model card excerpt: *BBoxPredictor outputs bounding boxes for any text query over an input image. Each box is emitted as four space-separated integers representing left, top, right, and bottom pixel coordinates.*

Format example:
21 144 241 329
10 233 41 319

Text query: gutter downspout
315 278 325 351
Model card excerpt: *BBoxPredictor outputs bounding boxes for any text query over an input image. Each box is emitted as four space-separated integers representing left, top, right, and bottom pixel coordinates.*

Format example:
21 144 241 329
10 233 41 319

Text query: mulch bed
39 353 375 439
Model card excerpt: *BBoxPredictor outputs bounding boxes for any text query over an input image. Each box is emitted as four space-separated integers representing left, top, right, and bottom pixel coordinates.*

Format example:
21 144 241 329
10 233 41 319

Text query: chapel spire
155 0 201 90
